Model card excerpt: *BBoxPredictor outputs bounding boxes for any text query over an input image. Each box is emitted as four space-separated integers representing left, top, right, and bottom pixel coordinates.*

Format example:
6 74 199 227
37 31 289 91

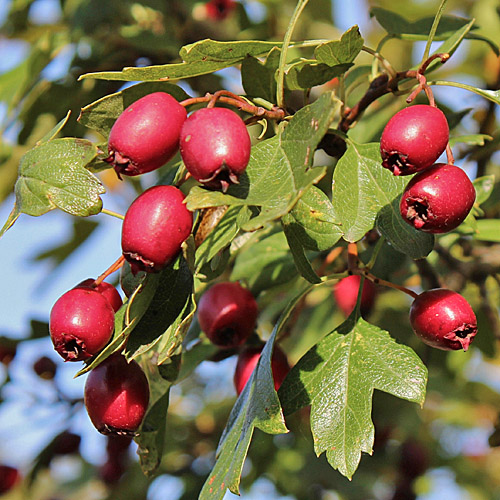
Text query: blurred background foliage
0 0 500 499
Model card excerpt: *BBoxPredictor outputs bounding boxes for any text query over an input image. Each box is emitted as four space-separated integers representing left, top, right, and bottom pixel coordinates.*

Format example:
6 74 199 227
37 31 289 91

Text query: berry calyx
409 288 477 351
234 345 290 395
334 275 377 317
380 105 449 175
107 92 187 177
179 107 251 191
49 288 115 361
198 282 258 349
84 354 150 435
76 279 123 313
400 163 476 233
121 185 193 273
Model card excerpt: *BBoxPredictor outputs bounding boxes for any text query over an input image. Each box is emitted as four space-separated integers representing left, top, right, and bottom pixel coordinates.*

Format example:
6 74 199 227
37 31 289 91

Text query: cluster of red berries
198 281 290 395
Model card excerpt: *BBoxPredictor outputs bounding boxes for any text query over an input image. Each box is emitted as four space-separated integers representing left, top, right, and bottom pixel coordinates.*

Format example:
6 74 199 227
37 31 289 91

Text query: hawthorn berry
49 288 115 361
52 431 81 456
84 354 150 435
380 105 449 175
76 279 123 313
334 275 377 317
107 92 187 177
234 345 290 395
0 465 20 495
179 107 251 191
400 163 476 233
33 356 57 380
198 282 258 349
205 0 236 20
409 288 477 351
121 185 193 273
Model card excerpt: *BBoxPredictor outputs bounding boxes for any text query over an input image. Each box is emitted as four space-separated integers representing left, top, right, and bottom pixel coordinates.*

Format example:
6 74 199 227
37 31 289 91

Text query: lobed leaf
279 317 427 479
315 26 364 65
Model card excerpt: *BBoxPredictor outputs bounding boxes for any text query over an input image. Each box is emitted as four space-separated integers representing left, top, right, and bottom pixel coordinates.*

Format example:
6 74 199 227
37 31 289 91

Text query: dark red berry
107 92 187 177
205 0 236 20
99 458 127 484
380 105 449 175
0 343 16 365
84 354 150 435
398 439 429 480
52 431 81 455
106 435 132 456
0 465 20 494
400 163 476 233
76 279 123 313
180 107 251 191
198 282 258 349
334 275 377 317
121 185 193 273
50 288 115 361
33 356 57 380
410 288 477 351
234 345 290 395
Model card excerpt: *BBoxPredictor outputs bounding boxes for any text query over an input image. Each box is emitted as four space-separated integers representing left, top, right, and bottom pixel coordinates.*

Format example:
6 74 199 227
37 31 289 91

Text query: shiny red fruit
107 92 187 177
234 345 290 395
121 185 193 273
0 465 20 494
198 282 258 348
400 163 476 233
410 288 477 351
334 275 377 317
84 354 150 435
380 105 449 175
180 107 251 191
50 288 115 361
76 279 123 313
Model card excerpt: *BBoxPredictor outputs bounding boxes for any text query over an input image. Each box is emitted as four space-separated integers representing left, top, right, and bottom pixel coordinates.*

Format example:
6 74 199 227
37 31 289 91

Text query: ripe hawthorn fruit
84 354 150 435
334 275 377 317
121 185 193 273
380 104 449 176
49 288 115 361
234 345 290 395
107 92 187 177
76 279 122 313
52 431 81 455
198 282 258 349
409 288 477 351
179 107 251 191
0 465 20 494
205 0 236 20
399 163 476 234
33 356 57 380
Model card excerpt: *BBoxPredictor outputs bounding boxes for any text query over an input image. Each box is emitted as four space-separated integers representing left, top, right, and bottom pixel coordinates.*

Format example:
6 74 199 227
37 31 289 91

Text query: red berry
52 431 81 455
0 343 16 365
380 105 449 176
50 288 115 361
234 345 290 395
198 282 258 349
99 458 127 484
205 0 236 20
107 92 187 177
0 465 20 494
180 107 251 191
76 279 123 313
84 354 150 435
33 356 57 380
400 163 476 233
410 288 477 351
121 185 193 273
334 275 377 317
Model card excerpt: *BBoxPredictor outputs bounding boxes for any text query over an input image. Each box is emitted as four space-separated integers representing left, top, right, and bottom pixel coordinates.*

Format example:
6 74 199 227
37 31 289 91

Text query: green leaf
429 81 500 106
473 175 495 206
199 284 315 499
186 92 341 231
78 82 189 138
230 231 299 295
241 48 281 102
282 186 342 251
11 138 103 220
315 26 364 65
279 317 427 479
38 111 72 145
285 61 352 91
473 219 500 242
448 134 493 148
80 40 281 82
331 141 434 258
125 257 194 361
